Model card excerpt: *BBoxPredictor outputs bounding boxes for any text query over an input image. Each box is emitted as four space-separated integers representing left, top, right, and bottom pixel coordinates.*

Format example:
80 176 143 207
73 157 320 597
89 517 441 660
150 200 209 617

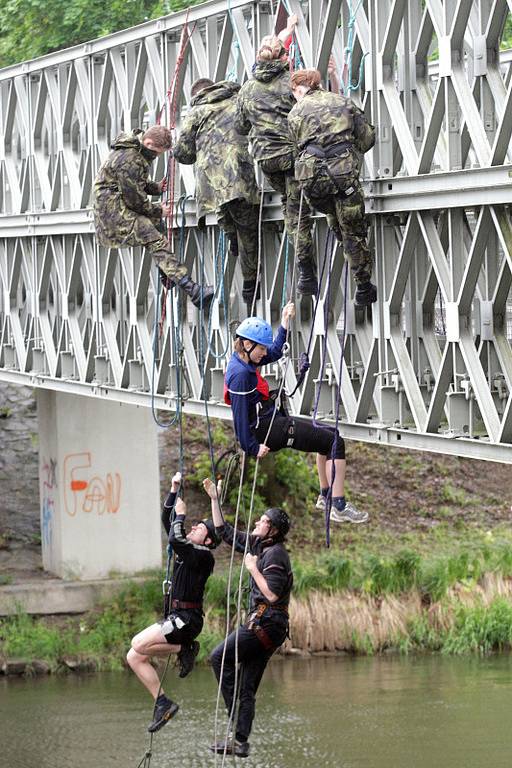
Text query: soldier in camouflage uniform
173 78 261 312
288 69 377 307
93 126 213 311
234 34 317 296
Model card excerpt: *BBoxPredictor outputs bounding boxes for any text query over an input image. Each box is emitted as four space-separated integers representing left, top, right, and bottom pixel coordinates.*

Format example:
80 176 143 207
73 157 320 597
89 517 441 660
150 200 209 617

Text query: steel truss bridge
2 0 512 462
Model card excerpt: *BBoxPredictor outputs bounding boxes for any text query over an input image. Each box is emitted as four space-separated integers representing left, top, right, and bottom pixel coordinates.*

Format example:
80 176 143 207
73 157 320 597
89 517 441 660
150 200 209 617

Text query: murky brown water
1 654 512 767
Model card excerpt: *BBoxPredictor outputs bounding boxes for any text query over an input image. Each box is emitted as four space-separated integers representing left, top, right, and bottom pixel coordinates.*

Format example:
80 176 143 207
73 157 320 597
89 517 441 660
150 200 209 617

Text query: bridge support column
37 391 162 580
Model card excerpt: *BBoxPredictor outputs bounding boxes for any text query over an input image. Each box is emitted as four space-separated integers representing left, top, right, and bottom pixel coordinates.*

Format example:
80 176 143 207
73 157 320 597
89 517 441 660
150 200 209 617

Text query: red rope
155 8 196 332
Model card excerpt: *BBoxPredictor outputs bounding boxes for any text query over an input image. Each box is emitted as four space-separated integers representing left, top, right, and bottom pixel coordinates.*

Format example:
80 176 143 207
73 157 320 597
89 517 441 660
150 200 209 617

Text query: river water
2 654 512 768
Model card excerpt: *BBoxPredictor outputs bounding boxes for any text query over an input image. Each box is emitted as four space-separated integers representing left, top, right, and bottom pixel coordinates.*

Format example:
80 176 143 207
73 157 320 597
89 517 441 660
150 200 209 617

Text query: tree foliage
0 0 200 68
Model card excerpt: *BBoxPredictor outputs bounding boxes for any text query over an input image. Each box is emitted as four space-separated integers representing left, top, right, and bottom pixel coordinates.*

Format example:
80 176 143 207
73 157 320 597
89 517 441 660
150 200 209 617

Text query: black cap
265 508 290 537
202 519 222 549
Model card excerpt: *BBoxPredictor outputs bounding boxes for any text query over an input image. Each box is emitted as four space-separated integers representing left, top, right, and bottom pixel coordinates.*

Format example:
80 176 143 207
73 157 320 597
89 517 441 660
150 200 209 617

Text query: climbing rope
250 185 266 317
150 196 189 429
206 230 231 361
323 263 349 547
342 0 368 96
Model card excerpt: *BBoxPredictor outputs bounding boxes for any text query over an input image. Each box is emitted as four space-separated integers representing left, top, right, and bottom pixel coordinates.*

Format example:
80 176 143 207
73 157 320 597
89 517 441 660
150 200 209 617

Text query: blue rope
324 263 349 548
206 229 230 361
343 0 367 96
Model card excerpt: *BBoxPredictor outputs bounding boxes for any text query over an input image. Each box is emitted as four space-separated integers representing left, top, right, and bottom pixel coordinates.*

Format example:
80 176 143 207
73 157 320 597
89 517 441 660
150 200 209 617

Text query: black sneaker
177 640 200 679
147 696 179 733
354 281 377 307
210 739 250 758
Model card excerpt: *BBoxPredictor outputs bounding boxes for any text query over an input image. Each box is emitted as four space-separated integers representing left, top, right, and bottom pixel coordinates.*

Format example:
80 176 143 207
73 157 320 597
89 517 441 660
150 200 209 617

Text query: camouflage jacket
234 60 296 161
288 89 375 188
173 81 259 220
93 130 161 247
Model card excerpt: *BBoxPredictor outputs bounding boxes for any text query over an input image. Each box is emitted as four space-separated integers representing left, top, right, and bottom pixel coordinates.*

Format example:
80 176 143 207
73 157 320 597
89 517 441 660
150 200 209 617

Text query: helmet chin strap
244 341 258 364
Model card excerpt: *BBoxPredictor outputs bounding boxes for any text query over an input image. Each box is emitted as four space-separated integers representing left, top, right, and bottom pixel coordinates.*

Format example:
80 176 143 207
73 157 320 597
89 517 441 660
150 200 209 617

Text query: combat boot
354 281 377 307
177 276 214 311
297 262 318 296
242 279 260 315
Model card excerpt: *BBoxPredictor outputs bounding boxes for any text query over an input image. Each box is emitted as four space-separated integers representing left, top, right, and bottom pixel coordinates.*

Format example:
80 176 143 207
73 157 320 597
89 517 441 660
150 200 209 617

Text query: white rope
250 180 266 316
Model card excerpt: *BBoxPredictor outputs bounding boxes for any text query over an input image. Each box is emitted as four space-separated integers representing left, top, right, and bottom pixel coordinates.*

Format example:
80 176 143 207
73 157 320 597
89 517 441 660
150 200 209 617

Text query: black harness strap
304 141 356 197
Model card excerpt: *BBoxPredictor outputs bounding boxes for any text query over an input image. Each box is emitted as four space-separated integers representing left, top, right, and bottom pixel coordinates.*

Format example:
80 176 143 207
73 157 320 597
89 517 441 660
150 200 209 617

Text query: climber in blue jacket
224 303 367 524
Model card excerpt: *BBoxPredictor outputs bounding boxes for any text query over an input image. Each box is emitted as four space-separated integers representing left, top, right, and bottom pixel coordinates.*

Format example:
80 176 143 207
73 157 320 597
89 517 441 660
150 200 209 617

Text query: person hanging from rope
93 126 214 311
172 79 262 314
204 477 293 759
225 309 368 523
234 17 318 296
126 471 220 733
288 68 377 307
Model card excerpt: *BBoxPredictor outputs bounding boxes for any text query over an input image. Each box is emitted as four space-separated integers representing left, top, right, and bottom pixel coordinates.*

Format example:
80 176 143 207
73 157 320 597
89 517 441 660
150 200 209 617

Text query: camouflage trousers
260 154 314 266
130 216 188 281
217 198 260 281
304 180 373 285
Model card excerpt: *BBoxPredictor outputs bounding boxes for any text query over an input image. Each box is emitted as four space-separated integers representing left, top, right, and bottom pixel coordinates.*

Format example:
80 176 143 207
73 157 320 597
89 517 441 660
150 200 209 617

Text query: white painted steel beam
2 0 512 462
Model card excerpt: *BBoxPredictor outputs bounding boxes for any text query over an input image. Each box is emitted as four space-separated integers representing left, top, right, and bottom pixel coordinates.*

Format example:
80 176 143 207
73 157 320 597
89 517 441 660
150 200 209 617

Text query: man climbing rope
224 309 368 523
204 478 293 759
173 78 261 313
234 17 318 296
93 125 213 311
288 69 377 307
126 471 220 733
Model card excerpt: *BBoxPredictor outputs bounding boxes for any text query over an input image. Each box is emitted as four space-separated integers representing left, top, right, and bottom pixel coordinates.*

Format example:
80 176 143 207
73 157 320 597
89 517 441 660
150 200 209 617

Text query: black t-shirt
161 492 214 604
220 521 293 611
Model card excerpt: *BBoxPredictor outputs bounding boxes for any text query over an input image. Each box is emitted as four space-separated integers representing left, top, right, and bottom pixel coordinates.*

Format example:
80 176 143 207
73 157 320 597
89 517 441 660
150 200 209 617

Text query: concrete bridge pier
37 391 162 580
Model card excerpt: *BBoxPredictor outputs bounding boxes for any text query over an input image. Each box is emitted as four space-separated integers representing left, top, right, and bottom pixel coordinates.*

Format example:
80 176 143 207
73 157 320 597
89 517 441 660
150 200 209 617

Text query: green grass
3 531 512 669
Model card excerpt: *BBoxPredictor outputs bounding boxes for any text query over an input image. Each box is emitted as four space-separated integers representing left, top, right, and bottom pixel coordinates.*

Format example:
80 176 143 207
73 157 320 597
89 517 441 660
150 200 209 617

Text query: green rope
343 0 368 95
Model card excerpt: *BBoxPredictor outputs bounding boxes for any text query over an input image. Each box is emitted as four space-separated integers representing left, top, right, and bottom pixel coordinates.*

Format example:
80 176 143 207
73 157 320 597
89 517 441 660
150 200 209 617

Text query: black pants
211 626 275 742
254 413 345 459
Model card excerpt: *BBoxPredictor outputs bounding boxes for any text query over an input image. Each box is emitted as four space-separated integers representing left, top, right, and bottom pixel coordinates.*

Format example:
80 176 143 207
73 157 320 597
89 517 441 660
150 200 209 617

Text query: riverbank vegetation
3 415 512 673
3 527 512 673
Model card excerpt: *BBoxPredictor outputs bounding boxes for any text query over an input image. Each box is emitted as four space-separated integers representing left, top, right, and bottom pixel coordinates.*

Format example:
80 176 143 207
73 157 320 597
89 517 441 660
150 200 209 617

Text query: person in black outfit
204 477 293 759
127 472 220 733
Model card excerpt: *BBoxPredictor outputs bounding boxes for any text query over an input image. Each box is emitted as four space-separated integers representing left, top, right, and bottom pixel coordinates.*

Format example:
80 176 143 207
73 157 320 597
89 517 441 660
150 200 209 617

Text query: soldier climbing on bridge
234 17 318 296
127 471 220 733
173 78 261 314
93 126 214 311
288 68 377 307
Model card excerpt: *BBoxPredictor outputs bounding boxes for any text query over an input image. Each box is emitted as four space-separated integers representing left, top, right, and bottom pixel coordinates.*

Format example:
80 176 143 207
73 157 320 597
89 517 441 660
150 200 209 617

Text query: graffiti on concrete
41 457 58 546
63 452 122 517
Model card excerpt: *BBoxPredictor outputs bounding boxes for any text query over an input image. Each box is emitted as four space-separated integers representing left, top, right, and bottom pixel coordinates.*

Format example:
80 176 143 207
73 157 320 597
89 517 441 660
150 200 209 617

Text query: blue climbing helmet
235 317 273 347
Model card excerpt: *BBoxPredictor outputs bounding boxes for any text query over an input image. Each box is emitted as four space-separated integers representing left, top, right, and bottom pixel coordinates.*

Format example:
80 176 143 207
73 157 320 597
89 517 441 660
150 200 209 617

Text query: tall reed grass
3 544 512 669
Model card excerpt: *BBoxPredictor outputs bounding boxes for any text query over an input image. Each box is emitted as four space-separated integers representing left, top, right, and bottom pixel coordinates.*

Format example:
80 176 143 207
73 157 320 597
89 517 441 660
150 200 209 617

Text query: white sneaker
315 494 326 510
330 501 369 524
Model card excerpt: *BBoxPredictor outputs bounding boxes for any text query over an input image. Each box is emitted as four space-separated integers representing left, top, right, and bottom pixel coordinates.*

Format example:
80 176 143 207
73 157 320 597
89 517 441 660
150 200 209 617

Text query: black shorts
159 610 203 645
254 413 345 459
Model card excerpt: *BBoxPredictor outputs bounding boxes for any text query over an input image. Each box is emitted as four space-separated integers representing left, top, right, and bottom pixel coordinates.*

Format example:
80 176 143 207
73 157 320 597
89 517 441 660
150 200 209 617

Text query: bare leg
316 453 328 489
127 623 180 700
325 458 346 498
